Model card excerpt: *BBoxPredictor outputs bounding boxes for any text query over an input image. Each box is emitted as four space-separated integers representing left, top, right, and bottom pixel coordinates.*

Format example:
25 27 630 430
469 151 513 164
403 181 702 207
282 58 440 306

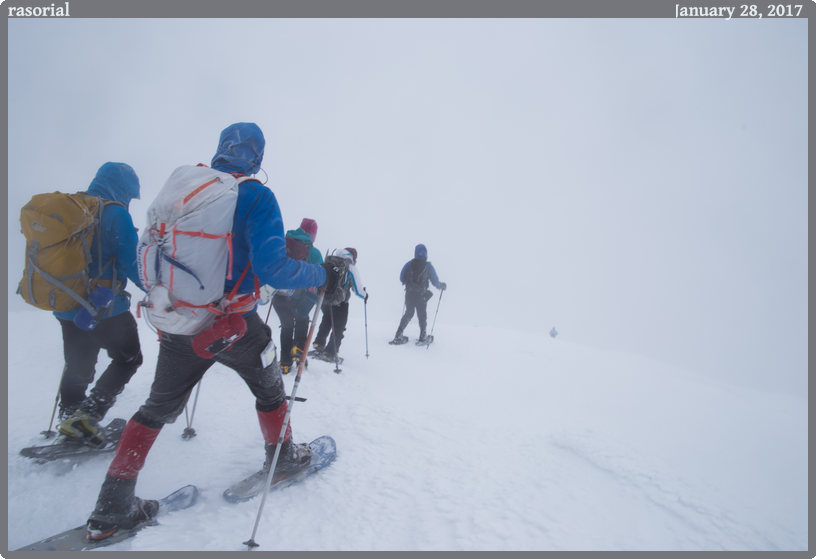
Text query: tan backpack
18 192 122 312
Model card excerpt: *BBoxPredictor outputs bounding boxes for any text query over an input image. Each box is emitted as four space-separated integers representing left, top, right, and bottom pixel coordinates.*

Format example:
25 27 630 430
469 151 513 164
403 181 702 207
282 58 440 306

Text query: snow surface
7 307 807 551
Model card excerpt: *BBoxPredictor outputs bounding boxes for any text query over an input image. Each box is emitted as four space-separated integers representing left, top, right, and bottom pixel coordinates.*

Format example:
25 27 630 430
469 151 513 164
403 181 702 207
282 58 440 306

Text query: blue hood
210 122 265 176
86 162 140 209
415 244 428 260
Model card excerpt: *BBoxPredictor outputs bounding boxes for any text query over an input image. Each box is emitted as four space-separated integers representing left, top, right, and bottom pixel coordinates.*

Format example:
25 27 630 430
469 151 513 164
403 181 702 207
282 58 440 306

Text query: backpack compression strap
24 245 96 314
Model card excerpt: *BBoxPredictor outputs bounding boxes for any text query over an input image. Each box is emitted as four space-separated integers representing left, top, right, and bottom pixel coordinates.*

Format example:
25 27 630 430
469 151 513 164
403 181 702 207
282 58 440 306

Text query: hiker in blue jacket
86 123 341 541
55 162 146 447
390 244 446 344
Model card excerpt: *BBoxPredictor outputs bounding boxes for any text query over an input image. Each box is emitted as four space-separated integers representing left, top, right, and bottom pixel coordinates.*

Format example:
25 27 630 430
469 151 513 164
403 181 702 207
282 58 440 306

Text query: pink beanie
300 218 318 242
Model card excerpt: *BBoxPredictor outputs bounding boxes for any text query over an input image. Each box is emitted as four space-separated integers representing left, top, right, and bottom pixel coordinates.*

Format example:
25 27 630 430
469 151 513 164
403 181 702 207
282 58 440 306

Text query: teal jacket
285 228 323 303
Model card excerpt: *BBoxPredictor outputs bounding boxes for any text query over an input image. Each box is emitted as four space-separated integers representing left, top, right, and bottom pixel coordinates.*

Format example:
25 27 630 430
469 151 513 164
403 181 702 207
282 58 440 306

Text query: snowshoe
16 485 198 551
314 352 344 364
415 335 434 346
389 335 409 345
224 436 336 503
21 418 127 464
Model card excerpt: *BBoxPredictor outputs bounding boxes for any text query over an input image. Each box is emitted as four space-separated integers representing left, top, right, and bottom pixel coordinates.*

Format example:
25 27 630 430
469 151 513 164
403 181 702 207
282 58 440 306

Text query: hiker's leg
326 302 350 356
57 318 102 417
214 314 291 445
272 296 296 366
83 312 143 418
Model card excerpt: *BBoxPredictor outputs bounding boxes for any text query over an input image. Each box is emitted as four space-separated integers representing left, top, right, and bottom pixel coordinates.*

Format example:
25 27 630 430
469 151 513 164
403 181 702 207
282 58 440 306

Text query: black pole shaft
364 299 369 358
426 290 444 350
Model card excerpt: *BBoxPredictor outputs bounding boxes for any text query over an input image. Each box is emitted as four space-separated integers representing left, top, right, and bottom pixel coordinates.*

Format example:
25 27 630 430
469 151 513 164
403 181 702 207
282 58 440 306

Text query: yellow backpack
18 192 122 312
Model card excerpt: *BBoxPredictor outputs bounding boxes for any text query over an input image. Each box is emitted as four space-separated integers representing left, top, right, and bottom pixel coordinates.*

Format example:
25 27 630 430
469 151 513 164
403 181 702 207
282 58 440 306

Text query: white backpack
137 165 256 335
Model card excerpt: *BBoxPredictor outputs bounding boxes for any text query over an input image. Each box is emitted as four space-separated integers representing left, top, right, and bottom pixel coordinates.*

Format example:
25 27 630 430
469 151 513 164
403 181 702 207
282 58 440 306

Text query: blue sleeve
399 261 410 283
106 206 144 292
227 181 326 293
427 262 441 289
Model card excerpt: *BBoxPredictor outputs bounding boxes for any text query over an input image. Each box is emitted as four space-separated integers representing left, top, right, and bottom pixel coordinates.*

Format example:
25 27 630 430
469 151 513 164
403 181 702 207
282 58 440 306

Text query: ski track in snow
6 311 808 551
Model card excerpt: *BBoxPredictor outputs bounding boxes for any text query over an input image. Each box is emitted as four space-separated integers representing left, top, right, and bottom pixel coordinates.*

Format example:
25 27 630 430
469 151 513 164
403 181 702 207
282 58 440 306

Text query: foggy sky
7 18 807 396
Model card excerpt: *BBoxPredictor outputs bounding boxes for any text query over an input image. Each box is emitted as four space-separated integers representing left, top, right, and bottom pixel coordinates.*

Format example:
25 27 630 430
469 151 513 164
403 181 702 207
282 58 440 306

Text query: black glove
439 282 447 291
321 263 341 295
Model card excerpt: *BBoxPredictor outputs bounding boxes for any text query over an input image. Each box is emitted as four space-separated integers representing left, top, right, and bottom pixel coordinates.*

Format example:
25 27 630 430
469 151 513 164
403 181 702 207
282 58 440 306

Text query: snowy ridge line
547 429 797 551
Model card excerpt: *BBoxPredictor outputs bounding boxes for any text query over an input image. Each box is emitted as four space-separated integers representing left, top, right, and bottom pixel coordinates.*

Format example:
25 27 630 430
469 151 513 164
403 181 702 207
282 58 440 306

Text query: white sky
7 18 808 396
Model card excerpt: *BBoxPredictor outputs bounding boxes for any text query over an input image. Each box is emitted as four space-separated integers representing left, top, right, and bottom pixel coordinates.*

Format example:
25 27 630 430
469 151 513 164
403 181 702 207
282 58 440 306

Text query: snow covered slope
6 309 807 551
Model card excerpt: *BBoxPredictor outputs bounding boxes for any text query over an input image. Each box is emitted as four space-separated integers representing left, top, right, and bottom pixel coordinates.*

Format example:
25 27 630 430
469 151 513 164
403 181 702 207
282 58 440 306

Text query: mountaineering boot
80 393 116 420
263 438 313 480
389 333 409 345
419 330 427 342
391 327 409 345
58 403 80 423
86 475 159 541
315 350 337 362
58 410 105 448
291 346 308 369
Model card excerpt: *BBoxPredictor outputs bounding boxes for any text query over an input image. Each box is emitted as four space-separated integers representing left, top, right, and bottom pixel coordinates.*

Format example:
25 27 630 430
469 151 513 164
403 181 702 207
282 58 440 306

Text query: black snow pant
134 312 287 428
94 312 294 518
314 301 349 358
396 290 429 337
272 295 311 366
57 311 143 420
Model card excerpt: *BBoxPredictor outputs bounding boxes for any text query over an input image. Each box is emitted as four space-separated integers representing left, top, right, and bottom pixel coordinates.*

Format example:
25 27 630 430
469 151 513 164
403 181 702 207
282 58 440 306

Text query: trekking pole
426 290 444 351
364 298 369 359
244 290 325 550
182 380 202 440
42 383 62 439
261 286 277 324
329 305 342 374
